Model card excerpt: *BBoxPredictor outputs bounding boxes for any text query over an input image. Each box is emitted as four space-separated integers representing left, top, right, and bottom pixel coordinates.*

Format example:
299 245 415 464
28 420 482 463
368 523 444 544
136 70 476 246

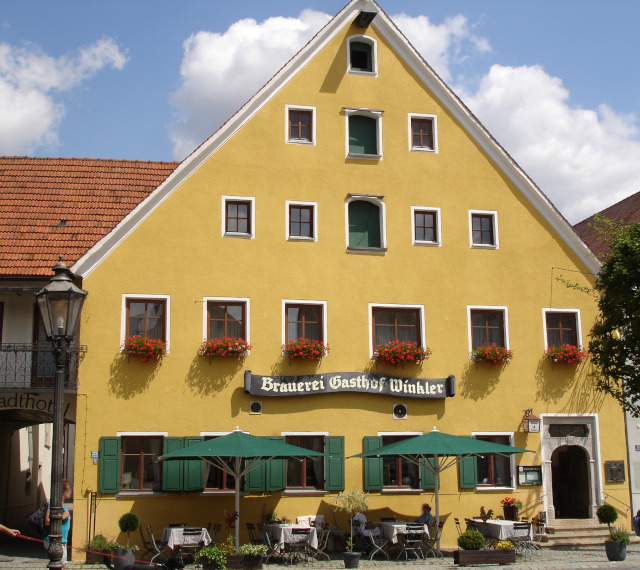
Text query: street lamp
35 258 87 570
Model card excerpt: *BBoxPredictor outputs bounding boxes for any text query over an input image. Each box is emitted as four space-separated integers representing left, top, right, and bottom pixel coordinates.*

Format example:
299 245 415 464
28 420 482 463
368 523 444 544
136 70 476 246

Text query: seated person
415 503 434 526
352 511 380 537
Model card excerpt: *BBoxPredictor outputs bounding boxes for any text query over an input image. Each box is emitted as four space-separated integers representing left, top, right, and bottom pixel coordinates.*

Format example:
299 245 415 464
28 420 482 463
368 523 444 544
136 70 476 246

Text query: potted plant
196 535 235 570
122 335 166 362
109 513 140 569
471 343 513 365
454 530 516 566
373 340 431 366
597 504 630 561
199 337 252 359
83 533 113 564
196 535 267 570
331 488 369 568
544 344 588 365
500 497 522 521
282 338 329 360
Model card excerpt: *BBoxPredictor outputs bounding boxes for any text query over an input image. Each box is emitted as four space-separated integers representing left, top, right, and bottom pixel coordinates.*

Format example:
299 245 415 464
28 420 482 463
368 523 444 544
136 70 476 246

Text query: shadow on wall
458 360 503 400
184 354 241 396
108 354 161 400
535 360 606 413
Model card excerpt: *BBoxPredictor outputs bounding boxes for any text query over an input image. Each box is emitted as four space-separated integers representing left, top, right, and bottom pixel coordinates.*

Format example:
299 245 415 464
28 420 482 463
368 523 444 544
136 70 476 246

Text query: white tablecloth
161 527 212 549
469 520 533 541
265 524 318 549
378 522 430 544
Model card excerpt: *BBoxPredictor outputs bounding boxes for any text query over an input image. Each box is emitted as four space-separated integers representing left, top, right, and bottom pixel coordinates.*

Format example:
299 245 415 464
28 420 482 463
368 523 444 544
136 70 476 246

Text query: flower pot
503 505 519 521
604 540 627 562
85 550 106 564
204 555 263 570
454 549 516 566
343 551 361 569
110 548 135 569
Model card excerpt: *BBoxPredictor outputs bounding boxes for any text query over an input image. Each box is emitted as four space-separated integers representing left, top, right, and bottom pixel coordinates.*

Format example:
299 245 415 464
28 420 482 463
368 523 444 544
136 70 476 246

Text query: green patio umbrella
350 427 532 554
159 428 324 551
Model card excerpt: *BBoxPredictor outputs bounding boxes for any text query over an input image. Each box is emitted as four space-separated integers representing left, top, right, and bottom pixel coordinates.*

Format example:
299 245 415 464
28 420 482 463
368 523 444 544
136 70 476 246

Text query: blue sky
1 0 639 223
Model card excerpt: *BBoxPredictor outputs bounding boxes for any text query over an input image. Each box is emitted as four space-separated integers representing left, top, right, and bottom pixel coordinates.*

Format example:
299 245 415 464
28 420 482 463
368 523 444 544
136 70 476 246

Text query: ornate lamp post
35 259 87 570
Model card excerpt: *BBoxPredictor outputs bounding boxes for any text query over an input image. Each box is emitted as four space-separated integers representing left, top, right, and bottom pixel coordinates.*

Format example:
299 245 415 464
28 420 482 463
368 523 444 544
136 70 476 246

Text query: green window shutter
99 437 120 494
325 436 345 491
420 457 438 490
162 437 184 492
266 437 286 491
348 115 377 155
245 458 266 492
458 455 478 489
363 436 383 491
183 436 205 492
349 201 381 248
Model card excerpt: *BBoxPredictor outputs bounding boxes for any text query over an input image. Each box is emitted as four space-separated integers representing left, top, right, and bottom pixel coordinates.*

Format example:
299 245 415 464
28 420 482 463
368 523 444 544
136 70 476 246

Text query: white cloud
460 64 640 223
0 38 127 155
169 9 331 159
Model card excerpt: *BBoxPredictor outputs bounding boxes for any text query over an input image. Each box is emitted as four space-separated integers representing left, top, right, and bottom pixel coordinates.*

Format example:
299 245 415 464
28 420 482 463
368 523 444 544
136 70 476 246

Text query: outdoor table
377 521 430 544
468 519 533 541
161 527 212 550
264 523 318 549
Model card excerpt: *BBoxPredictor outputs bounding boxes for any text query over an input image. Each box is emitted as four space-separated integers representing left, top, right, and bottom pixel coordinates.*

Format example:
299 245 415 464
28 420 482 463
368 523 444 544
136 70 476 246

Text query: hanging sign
244 370 455 399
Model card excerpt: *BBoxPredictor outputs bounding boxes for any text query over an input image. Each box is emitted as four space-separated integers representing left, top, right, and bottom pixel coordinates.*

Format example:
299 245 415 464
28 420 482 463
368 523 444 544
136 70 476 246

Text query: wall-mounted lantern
522 409 541 433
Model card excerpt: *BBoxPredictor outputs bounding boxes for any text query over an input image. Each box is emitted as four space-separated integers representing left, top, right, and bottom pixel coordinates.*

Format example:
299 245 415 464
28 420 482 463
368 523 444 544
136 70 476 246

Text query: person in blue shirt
44 479 71 568
415 503 434 526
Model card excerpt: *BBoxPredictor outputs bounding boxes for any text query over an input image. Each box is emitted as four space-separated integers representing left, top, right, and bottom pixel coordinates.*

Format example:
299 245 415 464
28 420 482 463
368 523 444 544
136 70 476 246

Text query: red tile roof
573 190 640 261
0 157 179 277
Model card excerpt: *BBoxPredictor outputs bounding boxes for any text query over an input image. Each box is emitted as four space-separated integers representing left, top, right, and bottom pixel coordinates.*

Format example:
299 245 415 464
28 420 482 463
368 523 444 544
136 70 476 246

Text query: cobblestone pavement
2 545 640 570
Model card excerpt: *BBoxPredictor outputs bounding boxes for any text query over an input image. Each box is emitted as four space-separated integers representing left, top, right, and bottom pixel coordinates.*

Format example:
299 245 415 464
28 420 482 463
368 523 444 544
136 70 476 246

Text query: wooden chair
179 527 204 563
509 522 534 555
284 527 312 564
246 522 262 545
208 522 221 545
309 522 331 561
423 521 444 558
454 518 463 536
261 525 284 563
362 525 390 560
138 526 154 561
147 525 170 564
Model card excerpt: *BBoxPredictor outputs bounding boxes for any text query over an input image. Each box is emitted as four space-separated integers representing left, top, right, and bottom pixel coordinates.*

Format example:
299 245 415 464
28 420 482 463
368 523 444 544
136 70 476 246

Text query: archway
551 445 590 518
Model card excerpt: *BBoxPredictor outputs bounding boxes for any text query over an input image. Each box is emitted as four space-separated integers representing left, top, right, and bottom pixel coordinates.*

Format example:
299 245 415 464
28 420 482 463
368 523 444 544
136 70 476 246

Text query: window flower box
199 337 252 359
544 344 588 365
373 340 431 366
122 335 166 362
282 338 329 360
471 343 513 366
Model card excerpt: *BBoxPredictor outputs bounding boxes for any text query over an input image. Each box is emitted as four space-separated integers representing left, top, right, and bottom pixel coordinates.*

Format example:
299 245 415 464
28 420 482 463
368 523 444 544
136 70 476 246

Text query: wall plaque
604 460 625 482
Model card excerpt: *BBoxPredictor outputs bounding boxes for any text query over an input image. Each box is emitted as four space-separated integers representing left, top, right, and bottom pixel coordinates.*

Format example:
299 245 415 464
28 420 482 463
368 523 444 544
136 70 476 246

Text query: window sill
201 490 242 496
413 241 441 247
346 246 387 255
474 486 515 492
346 153 382 161
348 70 378 77
471 243 498 249
287 236 316 242
282 490 329 496
287 139 315 146
116 491 166 497
380 489 422 495
410 147 436 153
224 232 254 239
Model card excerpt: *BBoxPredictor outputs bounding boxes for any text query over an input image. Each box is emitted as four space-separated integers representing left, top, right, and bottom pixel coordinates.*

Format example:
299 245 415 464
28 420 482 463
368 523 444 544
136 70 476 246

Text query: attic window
348 36 377 75
59 220 67 227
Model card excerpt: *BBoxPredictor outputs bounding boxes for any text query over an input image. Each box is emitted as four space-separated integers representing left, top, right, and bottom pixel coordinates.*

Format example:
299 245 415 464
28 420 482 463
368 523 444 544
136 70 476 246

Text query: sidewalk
2 545 640 570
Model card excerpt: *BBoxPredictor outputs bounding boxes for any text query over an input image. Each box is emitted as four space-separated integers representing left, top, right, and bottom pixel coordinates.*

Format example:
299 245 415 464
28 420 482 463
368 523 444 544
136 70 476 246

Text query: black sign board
518 465 542 486
244 371 455 399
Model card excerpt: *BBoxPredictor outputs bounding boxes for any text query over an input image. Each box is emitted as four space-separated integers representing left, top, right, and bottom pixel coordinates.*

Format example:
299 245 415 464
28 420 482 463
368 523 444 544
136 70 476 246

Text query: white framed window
121 294 170 352
286 201 318 241
346 195 387 252
369 303 426 357
467 305 509 355
471 431 516 489
222 196 255 238
542 308 582 348
408 114 438 152
202 297 251 345
347 35 377 76
469 210 499 248
411 206 441 246
282 299 328 346
285 105 316 145
344 108 383 159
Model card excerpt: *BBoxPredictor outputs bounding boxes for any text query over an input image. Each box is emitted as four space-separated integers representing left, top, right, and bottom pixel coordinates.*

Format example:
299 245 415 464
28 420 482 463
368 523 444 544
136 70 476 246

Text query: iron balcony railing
0 343 87 390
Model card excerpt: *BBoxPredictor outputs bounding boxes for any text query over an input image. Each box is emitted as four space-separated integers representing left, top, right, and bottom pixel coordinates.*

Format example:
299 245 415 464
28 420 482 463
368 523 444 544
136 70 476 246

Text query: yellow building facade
70 0 628 554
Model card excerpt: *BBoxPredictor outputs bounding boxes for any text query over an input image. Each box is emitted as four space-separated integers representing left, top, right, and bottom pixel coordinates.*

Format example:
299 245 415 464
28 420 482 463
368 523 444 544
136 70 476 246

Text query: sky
1 1 639 224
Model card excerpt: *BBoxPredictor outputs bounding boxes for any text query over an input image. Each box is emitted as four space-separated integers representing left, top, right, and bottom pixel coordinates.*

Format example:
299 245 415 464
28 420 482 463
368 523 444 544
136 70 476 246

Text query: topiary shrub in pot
597 504 629 562
110 513 140 569
458 530 485 551
454 530 515 566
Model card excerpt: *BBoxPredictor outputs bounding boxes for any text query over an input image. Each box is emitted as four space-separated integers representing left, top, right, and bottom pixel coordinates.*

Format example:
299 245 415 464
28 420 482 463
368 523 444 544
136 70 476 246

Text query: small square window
382 434 421 489
470 211 498 248
206 301 247 340
121 436 163 492
545 311 579 347
285 435 325 490
286 106 316 145
469 307 508 350
475 434 514 487
287 202 317 240
410 117 435 151
223 196 255 238
371 305 423 351
127 299 166 341
412 207 440 245
285 303 324 342
347 36 377 75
